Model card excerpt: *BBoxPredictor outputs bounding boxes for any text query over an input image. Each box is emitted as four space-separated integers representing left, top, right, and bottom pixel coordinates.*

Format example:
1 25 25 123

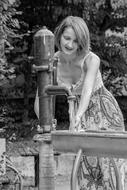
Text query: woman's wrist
76 113 82 119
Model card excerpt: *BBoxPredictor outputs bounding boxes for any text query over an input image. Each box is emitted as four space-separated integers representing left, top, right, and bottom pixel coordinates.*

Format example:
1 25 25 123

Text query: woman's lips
65 46 73 51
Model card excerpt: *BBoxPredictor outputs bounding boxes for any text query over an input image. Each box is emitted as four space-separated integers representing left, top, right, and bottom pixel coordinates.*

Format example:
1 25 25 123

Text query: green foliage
0 99 38 140
0 0 20 88
85 1 127 96
0 0 20 37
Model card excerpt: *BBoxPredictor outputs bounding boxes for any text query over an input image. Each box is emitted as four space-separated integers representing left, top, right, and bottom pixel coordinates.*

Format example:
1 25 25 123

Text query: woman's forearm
76 89 92 118
76 60 98 119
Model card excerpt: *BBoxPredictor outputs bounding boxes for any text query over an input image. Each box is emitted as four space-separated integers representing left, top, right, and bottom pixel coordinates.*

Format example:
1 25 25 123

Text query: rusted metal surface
33 27 55 190
34 26 54 133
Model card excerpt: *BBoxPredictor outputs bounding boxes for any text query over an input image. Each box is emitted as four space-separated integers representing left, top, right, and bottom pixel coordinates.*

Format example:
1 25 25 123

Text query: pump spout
45 85 76 131
44 85 72 96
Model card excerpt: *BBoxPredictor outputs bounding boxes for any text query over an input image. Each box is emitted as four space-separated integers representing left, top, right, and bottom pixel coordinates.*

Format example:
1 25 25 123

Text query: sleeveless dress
56 51 125 190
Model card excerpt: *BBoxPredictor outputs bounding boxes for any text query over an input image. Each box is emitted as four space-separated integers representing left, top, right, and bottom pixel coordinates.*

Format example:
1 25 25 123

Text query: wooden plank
51 130 127 158
10 156 35 186
0 138 6 176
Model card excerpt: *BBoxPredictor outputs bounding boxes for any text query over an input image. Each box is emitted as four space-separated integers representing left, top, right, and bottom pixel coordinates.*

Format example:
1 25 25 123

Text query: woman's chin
63 50 75 56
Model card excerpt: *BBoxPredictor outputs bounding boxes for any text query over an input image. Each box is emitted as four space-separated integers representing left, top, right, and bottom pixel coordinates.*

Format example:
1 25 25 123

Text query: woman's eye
64 36 70 40
63 35 78 44
65 37 77 42
74 39 78 43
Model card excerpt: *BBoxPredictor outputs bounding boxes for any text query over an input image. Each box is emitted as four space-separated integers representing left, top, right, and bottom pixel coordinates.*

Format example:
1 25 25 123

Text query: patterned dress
56 51 125 190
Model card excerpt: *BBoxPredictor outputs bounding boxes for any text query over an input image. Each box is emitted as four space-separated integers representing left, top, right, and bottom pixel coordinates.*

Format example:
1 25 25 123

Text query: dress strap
84 51 91 60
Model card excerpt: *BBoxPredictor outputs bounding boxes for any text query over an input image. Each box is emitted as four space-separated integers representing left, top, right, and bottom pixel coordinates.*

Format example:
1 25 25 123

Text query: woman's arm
75 54 100 126
34 89 39 119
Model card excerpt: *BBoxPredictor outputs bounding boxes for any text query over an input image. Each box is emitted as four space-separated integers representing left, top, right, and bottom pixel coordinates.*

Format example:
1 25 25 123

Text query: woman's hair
54 16 90 55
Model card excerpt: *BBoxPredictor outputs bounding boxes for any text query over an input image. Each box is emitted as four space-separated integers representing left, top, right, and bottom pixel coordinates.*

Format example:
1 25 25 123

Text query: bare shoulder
86 52 100 69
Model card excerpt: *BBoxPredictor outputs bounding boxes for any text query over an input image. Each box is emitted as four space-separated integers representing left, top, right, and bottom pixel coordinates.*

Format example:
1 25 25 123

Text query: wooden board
0 138 6 176
51 130 127 158
10 156 35 186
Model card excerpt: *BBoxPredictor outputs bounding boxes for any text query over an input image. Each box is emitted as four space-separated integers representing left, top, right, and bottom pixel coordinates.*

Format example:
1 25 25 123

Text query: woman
34 16 125 190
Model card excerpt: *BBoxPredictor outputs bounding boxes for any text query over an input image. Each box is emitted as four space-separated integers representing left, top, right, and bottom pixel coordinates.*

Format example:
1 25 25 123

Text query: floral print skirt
72 86 125 190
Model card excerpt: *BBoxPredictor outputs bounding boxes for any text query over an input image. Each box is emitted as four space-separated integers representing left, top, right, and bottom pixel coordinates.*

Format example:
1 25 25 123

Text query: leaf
0 78 9 87
101 59 109 67
3 3 8 10
0 74 5 80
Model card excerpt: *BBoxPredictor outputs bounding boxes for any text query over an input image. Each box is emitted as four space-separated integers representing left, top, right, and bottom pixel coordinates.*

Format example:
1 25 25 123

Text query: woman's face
60 27 78 56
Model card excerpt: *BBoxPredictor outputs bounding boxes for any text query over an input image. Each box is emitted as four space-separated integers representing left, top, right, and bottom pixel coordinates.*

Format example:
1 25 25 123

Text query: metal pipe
44 85 76 130
71 149 83 190
44 85 72 96
33 26 55 190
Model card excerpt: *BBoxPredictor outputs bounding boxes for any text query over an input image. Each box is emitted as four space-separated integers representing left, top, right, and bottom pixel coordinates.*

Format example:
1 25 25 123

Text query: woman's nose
67 41 73 48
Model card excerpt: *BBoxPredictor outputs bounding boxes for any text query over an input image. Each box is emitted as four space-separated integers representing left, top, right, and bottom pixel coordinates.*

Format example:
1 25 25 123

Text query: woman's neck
61 52 76 63
60 51 84 65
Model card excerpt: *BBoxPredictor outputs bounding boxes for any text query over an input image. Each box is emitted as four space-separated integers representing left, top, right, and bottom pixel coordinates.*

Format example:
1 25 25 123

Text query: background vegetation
0 0 127 140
